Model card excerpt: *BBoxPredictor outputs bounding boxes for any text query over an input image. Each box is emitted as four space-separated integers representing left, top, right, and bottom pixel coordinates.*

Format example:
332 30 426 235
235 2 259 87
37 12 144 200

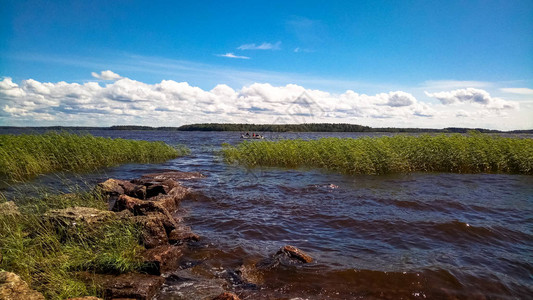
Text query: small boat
241 134 264 139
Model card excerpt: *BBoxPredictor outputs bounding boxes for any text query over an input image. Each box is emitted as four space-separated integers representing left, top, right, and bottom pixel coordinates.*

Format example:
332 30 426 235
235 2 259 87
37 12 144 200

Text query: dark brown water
3 129 532 299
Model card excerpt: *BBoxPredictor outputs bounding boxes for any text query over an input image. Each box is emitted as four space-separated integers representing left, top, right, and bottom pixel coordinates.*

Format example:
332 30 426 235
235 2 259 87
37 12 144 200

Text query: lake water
3 129 532 299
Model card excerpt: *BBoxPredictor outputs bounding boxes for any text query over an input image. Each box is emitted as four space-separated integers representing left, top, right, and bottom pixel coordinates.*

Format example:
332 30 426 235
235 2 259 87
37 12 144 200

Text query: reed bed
0 188 143 299
0 132 189 181
223 133 533 175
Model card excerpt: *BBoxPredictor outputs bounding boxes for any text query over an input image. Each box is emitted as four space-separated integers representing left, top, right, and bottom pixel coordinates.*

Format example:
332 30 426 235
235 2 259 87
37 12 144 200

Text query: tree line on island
1 123 531 133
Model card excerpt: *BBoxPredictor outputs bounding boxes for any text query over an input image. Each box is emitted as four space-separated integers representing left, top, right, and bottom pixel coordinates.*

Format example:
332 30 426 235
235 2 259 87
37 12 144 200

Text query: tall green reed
222 133 533 175
0 132 188 181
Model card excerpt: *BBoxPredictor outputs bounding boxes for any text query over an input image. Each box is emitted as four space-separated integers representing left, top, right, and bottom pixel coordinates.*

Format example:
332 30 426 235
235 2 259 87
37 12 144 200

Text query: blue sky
1 0 532 129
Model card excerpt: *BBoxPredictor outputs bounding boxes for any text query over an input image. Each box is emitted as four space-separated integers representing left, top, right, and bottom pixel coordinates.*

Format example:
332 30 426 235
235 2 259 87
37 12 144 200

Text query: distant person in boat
245 132 250 137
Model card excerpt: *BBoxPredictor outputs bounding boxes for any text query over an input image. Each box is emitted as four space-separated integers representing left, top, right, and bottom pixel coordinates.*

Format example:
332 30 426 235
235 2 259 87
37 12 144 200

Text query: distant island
1 123 532 134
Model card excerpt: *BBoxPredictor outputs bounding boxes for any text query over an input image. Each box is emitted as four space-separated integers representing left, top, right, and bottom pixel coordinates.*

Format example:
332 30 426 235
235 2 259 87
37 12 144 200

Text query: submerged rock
277 245 313 263
256 245 313 269
0 271 45 300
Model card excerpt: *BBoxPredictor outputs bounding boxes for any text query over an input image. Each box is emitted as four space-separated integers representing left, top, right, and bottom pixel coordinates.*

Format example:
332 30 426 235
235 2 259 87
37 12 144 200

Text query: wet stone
141 245 183 276
103 273 165 300
277 245 313 263
256 245 313 269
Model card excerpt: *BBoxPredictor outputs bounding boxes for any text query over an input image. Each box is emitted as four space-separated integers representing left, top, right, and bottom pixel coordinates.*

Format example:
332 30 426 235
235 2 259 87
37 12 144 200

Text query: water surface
3 129 532 299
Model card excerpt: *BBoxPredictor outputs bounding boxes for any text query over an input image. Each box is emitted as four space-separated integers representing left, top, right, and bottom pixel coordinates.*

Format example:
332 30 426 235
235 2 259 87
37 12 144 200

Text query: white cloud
499 87 533 95
237 41 281 50
216 53 250 59
425 88 518 110
91 70 123 80
1 76 528 129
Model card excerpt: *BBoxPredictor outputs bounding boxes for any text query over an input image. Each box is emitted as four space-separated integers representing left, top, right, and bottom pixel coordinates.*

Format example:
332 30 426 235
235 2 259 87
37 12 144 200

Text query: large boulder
0 271 45 300
113 193 184 216
103 273 165 300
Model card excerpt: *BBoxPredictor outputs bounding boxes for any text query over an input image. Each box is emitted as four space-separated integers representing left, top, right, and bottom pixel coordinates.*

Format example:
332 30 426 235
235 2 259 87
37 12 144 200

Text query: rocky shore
0 171 313 300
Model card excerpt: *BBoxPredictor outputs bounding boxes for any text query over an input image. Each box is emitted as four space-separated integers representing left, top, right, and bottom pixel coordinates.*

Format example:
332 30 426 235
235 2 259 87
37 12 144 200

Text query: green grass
222 133 533 175
0 132 189 182
0 188 144 299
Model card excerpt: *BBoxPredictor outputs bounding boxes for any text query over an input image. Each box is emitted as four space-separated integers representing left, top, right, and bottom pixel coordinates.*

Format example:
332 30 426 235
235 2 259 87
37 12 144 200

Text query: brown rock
132 214 170 248
114 193 183 217
149 185 190 212
0 271 45 300
45 207 115 227
67 297 102 300
213 292 241 300
0 201 20 217
97 179 126 196
141 245 183 275
98 178 147 200
277 245 313 263
113 195 147 213
103 273 164 300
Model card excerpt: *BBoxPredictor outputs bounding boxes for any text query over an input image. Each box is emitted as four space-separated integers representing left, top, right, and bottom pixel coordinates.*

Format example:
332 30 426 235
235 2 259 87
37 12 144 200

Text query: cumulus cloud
216 53 250 59
237 41 281 50
425 88 518 110
0 76 439 125
1 76 524 128
91 70 122 80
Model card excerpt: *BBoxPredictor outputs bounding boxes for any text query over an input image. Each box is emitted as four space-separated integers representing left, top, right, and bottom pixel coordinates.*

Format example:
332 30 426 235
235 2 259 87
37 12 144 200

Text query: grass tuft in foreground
0 132 189 181
0 188 143 299
223 133 533 175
